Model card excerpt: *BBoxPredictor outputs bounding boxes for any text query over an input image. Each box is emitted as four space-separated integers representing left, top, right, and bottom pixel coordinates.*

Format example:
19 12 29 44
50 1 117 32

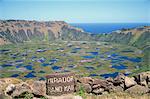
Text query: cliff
0 20 149 47
93 26 150 47
0 20 92 44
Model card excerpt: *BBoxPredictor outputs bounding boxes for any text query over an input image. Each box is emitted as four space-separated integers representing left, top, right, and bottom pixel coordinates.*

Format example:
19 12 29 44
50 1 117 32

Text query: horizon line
0 19 150 24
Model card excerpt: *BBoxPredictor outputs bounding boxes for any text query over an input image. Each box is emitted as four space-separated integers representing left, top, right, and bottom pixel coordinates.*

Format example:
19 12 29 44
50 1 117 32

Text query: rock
111 86 124 93
74 82 80 92
133 75 140 84
30 81 46 96
93 79 106 85
0 78 22 94
0 93 11 99
134 71 150 84
106 77 114 83
113 73 125 86
140 71 150 81
92 88 104 94
102 91 109 95
11 82 32 97
92 84 101 89
92 79 109 87
92 79 112 91
125 85 149 94
124 77 137 89
82 84 92 93
75 82 92 93
78 77 93 85
0 78 22 84
5 84 15 95
140 80 148 87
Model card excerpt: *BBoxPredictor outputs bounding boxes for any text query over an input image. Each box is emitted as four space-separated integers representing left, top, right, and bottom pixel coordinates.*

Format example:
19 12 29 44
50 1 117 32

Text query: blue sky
0 0 149 23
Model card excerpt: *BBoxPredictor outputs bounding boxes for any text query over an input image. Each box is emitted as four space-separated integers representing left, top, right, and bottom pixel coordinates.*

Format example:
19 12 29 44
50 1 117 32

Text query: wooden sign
46 72 75 96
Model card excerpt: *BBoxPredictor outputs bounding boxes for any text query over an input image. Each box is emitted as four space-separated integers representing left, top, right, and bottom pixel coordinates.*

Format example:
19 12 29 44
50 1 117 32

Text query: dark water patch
1 64 13 67
121 50 134 53
28 62 33 65
0 49 11 54
82 56 94 59
73 48 81 50
11 74 19 77
37 57 46 63
41 63 50 67
31 71 36 73
84 66 95 70
24 72 36 78
100 55 104 58
89 74 98 77
59 53 66 56
111 48 118 51
38 70 46 73
111 58 124 63
39 77 45 81
50 59 58 63
15 60 24 63
57 48 64 50
49 59 58 64
24 65 33 70
104 51 111 55
96 48 100 50
21 52 27 56
119 56 141 62
68 59 74 62
68 65 75 68
67 43 73 47
111 53 119 57
128 57 141 63
31 56 37 61
111 64 127 70
88 52 98 55
63 70 70 72
15 60 24 64
36 49 46 52
32 55 37 58
100 72 119 78
124 71 132 76
10 54 17 59
71 51 77 53
51 66 62 71
16 64 23 68
82 42 87 44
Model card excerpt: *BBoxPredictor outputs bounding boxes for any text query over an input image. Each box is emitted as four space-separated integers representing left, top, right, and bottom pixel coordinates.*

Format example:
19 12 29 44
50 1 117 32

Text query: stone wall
0 71 150 99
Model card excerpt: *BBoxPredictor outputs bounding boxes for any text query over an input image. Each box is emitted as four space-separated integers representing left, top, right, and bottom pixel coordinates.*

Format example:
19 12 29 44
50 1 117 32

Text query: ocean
70 23 150 34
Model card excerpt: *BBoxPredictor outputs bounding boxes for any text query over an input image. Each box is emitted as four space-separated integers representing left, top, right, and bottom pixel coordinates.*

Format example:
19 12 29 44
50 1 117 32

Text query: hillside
0 20 149 47
0 20 91 44
94 26 150 47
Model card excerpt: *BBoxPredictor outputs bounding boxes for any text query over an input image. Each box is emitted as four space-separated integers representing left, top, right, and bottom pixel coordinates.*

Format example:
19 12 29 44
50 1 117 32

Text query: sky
0 0 149 23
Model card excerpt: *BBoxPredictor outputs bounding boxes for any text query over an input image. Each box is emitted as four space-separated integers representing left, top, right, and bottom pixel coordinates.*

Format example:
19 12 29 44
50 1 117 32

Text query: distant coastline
70 23 150 34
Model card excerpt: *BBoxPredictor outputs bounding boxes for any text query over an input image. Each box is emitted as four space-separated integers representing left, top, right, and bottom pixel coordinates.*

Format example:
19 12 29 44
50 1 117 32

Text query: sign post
46 72 75 96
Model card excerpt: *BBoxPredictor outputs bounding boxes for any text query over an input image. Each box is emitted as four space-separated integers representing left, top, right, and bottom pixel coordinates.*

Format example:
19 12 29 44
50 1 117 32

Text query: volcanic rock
125 85 149 94
124 77 137 89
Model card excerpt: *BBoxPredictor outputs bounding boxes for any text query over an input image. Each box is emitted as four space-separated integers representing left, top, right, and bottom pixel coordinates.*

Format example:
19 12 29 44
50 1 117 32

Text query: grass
85 92 150 99
0 41 148 80
75 85 87 99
